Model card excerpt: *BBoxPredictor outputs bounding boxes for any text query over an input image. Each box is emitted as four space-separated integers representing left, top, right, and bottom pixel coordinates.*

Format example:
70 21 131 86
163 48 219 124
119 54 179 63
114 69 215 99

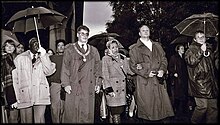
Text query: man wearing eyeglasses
61 25 101 123
185 30 218 123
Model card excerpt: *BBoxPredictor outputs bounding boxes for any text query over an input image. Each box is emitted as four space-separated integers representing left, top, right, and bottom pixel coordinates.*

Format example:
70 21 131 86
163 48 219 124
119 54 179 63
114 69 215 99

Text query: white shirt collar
140 38 152 51
77 41 87 51
30 51 38 59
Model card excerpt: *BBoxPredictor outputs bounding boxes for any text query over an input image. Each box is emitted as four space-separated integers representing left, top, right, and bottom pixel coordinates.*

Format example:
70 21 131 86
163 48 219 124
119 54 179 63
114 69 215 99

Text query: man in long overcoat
61 25 101 123
129 25 174 122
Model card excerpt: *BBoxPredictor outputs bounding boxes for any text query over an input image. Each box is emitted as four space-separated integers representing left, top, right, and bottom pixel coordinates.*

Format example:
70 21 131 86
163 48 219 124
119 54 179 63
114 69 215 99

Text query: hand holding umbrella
5 6 67 48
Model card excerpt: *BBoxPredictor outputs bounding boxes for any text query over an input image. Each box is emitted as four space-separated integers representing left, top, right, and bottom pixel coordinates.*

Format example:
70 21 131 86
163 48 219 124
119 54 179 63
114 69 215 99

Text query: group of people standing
1 24 218 124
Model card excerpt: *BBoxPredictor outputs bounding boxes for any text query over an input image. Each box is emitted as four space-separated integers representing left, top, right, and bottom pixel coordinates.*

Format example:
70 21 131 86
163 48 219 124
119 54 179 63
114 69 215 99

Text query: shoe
129 112 133 117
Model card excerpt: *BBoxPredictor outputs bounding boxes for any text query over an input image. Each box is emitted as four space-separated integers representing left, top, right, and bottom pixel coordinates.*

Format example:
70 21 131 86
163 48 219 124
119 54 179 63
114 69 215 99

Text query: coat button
90 81 92 83
116 81 118 83
116 90 118 92
122 89 124 91
78 69 81 72
122 80 125 82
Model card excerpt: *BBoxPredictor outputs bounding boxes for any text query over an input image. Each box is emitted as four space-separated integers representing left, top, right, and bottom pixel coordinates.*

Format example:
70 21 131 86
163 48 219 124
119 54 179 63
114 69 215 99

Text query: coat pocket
19 87 31 103
39 84 50 100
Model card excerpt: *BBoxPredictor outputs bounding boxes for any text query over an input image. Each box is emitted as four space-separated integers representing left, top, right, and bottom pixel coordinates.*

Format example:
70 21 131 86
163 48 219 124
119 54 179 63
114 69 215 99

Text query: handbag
119 67 135 95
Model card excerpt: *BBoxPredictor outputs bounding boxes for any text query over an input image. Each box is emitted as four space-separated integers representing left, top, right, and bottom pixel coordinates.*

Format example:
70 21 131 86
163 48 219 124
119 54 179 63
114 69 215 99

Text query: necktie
81 44 86 53
32 54 36 64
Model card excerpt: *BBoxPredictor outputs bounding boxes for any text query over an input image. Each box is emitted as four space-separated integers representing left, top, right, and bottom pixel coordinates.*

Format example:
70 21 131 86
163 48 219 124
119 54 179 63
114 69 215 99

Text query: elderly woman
102 38 133 124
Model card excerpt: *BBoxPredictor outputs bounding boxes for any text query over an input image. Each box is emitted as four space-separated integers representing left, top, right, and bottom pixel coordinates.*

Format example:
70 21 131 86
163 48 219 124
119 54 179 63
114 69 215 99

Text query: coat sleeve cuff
104 87 114 94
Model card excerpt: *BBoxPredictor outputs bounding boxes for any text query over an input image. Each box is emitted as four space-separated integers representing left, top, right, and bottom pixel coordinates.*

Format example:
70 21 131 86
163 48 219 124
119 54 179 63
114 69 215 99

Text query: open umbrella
5 6 67 47
174 13 218 37
88 32 121 50
1 29 20 46
170 35 192 45
88 32 123 58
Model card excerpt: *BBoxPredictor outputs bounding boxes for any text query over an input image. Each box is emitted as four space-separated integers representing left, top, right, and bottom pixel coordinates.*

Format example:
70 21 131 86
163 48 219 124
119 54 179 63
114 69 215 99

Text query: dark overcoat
168 53 188 99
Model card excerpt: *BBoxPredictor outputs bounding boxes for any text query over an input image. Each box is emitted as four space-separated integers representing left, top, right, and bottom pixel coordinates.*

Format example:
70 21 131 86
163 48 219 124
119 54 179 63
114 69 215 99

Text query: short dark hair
77 25 90 32
55 39 66 48
175 44 184 52
194 30 204 38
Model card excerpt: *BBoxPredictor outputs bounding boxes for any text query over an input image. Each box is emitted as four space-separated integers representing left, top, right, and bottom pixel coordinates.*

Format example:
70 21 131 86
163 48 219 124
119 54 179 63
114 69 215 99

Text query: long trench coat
12 50 56 109
61 43 101 123
129 39 174 120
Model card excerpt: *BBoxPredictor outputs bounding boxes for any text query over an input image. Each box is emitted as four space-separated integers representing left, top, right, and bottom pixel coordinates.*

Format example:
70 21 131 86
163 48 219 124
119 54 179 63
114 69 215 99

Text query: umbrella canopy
88 32 123 58
174 13 218 37
88 32 121 50
5 6 67 33
5 6 67 47
170 35 192 45
1 29 20 46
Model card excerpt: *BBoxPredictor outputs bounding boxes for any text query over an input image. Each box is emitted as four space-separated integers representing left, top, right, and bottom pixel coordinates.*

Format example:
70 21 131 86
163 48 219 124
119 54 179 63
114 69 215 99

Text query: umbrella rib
207 19 218 33
180 19 200 34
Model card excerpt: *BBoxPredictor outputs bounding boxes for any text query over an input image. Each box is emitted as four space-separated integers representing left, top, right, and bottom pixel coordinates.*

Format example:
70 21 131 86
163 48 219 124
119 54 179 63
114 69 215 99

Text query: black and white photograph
1 1 219 124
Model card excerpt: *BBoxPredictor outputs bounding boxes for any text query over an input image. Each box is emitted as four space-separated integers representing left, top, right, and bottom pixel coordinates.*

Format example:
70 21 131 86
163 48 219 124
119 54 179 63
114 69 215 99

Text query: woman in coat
168 44 189 118
1 39 19 123
102 38 133 124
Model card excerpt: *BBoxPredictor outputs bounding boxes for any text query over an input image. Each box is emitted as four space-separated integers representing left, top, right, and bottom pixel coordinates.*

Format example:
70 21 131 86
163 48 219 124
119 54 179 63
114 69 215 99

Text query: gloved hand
11 102 18 109
38 46 46 56
65 85 72 94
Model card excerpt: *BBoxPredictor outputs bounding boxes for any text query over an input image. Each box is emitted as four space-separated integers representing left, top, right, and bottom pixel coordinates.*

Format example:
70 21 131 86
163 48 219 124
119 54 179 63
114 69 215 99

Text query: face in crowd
16 43 24 54
194 32 206 44
139 25 150 38
176 45 185 55
3 40 16 54
47 49 54 56
29 37 39 54
56 41 65 53
108 41 119 55
77 25 90 43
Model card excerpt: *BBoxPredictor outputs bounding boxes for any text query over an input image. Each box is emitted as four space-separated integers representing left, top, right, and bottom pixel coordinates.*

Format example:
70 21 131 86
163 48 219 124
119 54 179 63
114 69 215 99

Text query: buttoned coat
102 54 132 107
129 39 174 120
61 43 101 123
12 50 56 109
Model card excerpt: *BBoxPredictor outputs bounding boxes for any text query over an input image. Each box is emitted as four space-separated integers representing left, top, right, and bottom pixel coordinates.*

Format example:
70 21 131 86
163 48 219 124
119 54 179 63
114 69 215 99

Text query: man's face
77 29 89 43
29 39 39 54
139 25 150 38
57 42 65 53
194 32 206 44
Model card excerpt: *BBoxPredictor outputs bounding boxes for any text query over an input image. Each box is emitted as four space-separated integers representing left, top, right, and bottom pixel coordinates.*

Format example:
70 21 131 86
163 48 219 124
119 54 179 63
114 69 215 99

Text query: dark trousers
191 97 218 123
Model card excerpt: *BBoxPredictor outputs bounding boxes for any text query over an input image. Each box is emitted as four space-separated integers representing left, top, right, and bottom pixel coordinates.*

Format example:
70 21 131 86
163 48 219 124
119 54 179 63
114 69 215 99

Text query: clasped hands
64 85 101 94
136 63 164 78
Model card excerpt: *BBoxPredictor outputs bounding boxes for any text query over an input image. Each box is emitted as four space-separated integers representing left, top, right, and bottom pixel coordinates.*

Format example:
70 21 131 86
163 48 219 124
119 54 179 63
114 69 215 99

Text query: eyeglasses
79 32 89 37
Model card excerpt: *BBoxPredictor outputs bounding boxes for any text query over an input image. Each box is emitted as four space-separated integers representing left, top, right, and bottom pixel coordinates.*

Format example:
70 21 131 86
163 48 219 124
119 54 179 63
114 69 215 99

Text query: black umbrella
88 32 123 58
5 6 67 47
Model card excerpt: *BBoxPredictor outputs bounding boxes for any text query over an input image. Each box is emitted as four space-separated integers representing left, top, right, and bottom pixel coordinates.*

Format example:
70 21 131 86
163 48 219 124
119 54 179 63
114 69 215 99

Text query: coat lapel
110 56 126 77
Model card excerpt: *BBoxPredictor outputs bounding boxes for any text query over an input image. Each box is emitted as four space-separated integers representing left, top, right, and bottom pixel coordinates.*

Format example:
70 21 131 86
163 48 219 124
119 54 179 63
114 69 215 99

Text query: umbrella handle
32 6 41 47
